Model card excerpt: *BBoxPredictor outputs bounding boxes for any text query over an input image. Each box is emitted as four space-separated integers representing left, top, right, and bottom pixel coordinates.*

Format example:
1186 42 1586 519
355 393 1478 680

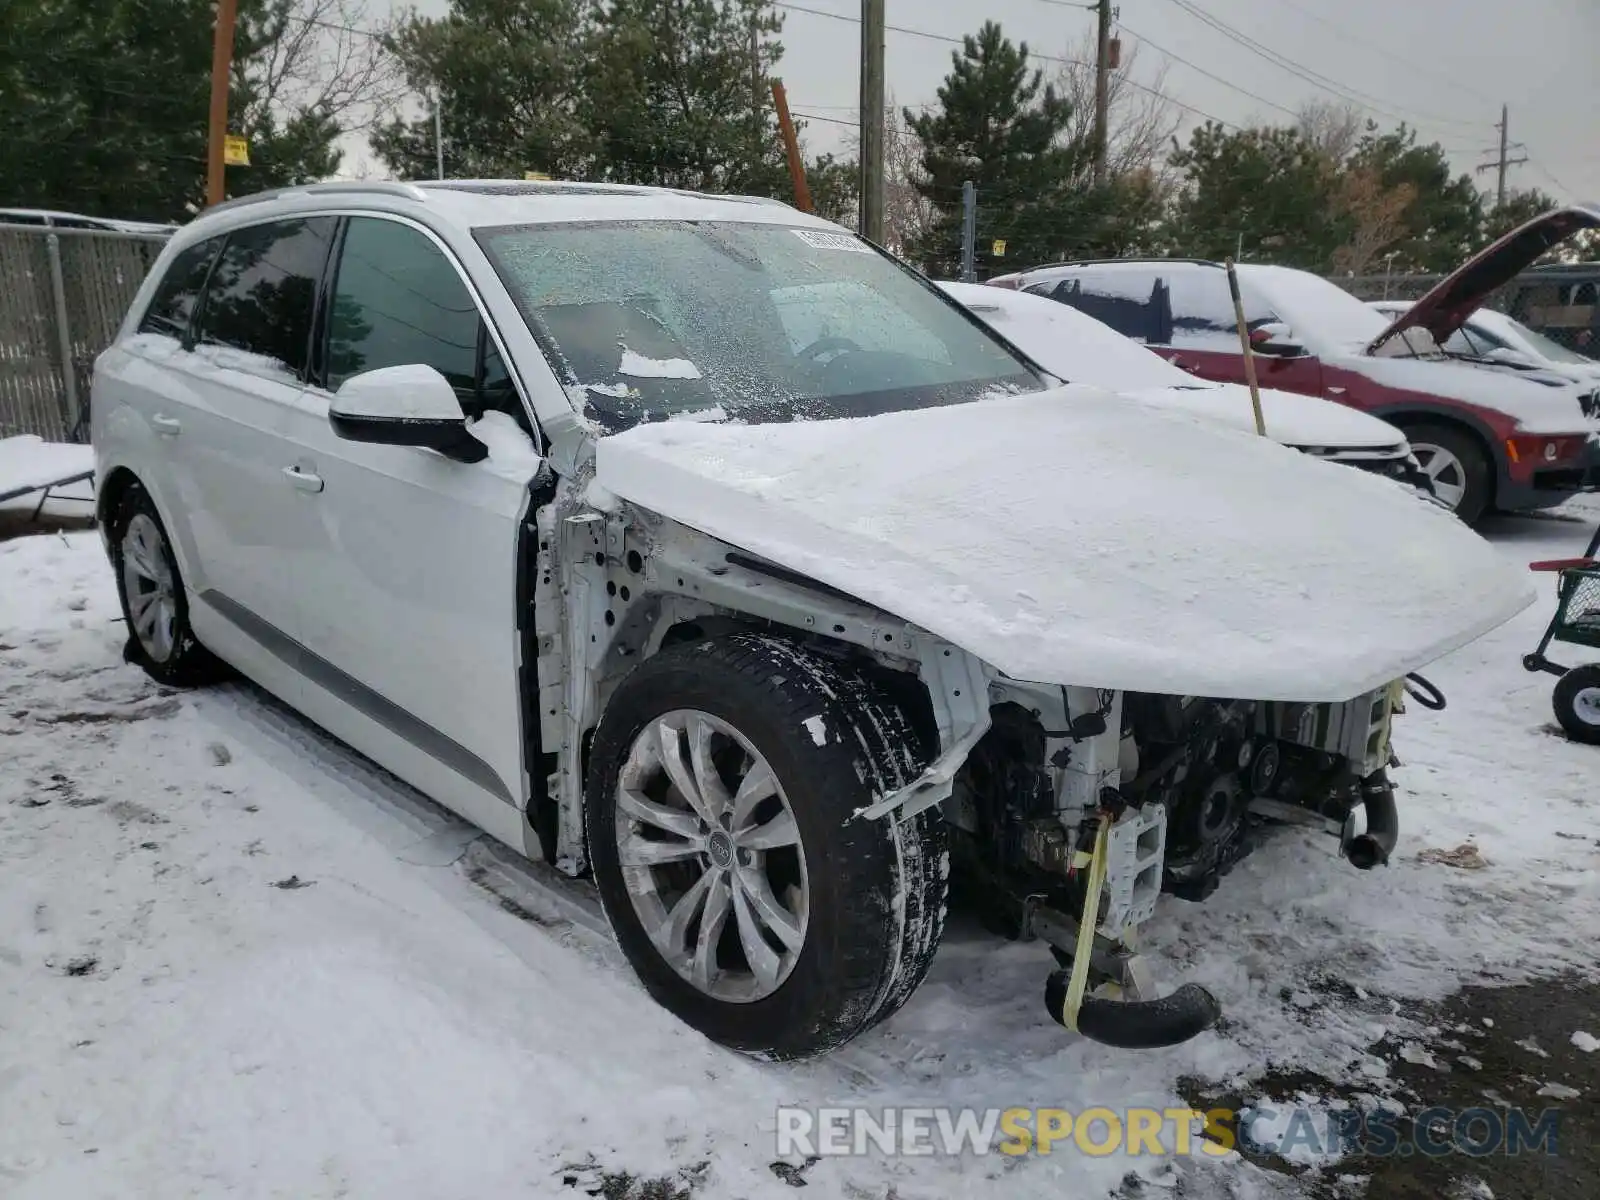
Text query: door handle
152 414 182 436
282 465 324 493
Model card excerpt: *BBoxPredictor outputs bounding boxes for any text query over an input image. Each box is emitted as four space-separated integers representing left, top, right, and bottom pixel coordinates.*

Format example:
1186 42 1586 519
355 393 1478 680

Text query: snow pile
0 435 93 503
619 346 702 379
598 387 1532 701
937 280 1193 391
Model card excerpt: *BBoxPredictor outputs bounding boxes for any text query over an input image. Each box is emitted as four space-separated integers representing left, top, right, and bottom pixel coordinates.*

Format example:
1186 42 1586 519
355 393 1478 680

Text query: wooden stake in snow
1225 258 1268 437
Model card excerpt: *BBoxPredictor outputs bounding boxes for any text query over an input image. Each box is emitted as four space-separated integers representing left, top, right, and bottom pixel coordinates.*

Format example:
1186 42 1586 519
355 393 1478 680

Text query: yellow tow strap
1061 813 1111 1031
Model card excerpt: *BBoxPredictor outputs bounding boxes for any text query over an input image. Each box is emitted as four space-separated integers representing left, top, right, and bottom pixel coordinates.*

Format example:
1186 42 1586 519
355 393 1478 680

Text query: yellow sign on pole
524 170 551 181
223 135 250 167
992 239 1007 257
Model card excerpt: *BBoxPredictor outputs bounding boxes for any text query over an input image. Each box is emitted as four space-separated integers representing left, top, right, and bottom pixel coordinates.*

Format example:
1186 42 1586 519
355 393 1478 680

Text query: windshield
476 221 1043 431
1243 266 1391 353
938 281 1208 392
1501 313 1595 365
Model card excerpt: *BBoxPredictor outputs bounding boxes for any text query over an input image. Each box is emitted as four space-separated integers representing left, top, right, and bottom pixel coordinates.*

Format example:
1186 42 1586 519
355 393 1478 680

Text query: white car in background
1369 299 1600 400
940 281 1433 496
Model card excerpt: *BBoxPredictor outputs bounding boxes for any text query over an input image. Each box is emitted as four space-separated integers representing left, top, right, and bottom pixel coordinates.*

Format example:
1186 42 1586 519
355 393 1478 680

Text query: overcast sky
387 0 1598 203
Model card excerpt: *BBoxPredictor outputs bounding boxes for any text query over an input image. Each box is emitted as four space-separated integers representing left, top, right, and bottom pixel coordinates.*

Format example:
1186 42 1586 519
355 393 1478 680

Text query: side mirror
1249 322 1305 358
329 364 486 463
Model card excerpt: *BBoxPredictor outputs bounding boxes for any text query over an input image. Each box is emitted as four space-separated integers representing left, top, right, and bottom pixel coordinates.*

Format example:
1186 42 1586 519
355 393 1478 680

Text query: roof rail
203 180 429 217
1030 257 1225 271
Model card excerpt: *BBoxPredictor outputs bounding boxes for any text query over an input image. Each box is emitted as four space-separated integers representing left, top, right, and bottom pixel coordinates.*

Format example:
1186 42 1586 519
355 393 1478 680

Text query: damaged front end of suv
530 383 1532 1059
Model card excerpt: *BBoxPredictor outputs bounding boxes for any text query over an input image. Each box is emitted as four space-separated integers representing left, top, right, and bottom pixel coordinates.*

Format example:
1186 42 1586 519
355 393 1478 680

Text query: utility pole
1476 104 1527 209
1092 0 1112 186
432 88 445 181
859 0 886 242
750 15 764 157
205 0 239 208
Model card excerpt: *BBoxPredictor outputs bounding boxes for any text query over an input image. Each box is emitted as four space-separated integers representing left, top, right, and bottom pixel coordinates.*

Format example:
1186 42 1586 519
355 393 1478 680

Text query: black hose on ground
1343 773 1399 870
1044 976 1222 1048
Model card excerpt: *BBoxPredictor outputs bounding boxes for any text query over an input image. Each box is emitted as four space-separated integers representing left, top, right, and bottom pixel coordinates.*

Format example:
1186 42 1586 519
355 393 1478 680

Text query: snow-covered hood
596 387 1532 702
1336 351 1599 435
1371 204 1600 352
1124 383 1403 449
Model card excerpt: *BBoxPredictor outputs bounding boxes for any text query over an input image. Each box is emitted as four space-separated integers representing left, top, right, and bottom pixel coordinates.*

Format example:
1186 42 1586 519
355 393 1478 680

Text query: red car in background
990 207 1600 524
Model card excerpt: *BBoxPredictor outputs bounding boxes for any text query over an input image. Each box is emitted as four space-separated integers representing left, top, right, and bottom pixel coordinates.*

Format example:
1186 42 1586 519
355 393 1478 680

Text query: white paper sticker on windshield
791 229 873 254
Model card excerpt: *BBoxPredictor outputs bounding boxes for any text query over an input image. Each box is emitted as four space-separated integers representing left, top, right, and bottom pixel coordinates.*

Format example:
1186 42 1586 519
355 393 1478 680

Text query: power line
1268 0 1499 109
1117 24 1301 121
1163 0 1482 141
775 1 1240 129
1527 158 1577 202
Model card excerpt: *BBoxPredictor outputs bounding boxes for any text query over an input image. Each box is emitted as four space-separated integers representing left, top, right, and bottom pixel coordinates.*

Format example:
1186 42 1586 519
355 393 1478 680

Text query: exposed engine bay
944 683 1403 956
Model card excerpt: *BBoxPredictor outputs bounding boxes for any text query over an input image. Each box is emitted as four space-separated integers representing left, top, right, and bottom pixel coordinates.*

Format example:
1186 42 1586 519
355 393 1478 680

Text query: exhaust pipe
1045 975 1222 1048
1342 772 1398 870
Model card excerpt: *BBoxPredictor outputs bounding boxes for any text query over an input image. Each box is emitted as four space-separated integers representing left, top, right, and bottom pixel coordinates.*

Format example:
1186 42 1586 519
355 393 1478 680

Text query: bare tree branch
246 0 407 134
1053 34 1181 182
1296 100 1365 165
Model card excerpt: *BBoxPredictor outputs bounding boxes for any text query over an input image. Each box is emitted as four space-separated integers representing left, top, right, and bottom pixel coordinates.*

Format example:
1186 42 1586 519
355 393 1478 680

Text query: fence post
961 180 976 284
44 232 82 442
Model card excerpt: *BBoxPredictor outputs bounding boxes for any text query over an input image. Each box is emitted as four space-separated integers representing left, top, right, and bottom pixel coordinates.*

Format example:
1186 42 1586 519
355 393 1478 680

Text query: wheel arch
535 505 970 876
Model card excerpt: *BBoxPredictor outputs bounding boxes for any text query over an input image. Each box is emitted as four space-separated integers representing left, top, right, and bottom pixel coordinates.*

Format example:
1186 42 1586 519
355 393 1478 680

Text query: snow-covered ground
2 500 1598 1199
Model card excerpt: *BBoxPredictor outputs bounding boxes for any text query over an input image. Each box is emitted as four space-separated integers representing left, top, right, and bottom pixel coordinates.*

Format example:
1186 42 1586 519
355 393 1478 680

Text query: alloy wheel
1411 443 1468 511
121 513 177 663
614 709 809 1003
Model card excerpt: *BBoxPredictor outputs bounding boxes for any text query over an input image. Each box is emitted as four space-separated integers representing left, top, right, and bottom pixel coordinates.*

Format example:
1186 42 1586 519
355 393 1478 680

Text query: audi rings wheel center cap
708 832 735 869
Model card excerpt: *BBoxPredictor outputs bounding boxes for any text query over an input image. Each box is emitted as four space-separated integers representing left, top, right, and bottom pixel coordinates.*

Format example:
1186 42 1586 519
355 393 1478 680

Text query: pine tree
582 0 786 193
905 22 1082 277
371 0 597 180
0 0 351 221
1166 123 1342 270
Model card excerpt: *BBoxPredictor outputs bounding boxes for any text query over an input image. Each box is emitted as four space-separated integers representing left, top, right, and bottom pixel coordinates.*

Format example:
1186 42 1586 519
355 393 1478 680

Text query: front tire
1403 422 1491 524
1553 664 1600 745
586 634 948 1060
109 481 224 687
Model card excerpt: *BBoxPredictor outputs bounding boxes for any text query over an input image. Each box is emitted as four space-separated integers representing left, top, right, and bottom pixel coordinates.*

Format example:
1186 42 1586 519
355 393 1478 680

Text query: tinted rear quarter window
1166 268 1277 346
139 238 222 339
1052 271 1170 342
196 217 337 378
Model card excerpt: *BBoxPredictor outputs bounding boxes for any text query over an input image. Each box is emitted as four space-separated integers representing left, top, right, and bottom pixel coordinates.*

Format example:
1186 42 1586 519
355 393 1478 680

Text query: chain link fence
1335 274 1445 302
0 223 170 443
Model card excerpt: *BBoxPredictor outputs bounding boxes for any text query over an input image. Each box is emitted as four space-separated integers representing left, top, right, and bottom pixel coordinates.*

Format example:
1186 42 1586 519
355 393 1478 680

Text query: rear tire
109 481 225 687
586 634 948 1060
1402 422 1491 524
1553 664 1600 745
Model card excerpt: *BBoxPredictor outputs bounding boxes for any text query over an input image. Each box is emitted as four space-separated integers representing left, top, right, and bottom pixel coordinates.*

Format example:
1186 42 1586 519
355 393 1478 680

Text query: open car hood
1370 204 1600 354
596 387 1532 702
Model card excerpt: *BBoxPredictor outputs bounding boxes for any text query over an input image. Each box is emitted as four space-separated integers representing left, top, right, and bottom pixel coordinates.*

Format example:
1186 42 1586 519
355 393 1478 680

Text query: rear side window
139 238 222 338
1167 270 1245 346
1052 272 1172 343
326 217 481 397
196 217 336 378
